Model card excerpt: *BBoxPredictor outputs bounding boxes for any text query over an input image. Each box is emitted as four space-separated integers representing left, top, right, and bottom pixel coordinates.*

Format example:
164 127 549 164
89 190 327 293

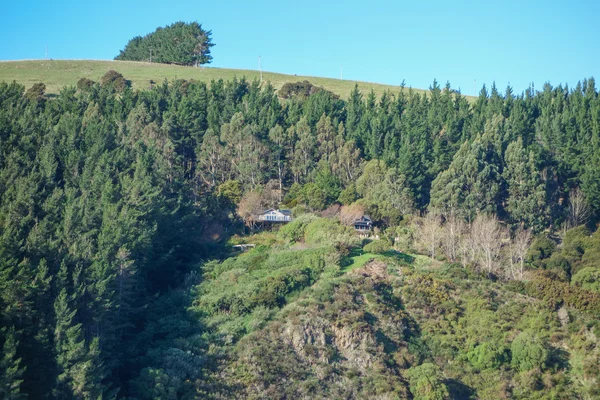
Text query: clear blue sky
2 0 599 96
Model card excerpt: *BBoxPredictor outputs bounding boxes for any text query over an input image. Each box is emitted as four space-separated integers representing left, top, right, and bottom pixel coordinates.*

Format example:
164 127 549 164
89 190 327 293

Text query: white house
257 209 293 222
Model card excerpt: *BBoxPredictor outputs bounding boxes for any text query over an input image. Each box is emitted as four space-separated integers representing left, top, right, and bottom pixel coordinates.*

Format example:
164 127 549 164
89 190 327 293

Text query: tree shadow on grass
445 378 477 399
381 250 415 264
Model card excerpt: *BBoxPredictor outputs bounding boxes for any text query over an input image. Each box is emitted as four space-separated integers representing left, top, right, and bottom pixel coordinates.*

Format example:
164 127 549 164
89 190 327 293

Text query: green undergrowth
340 247 415 273
191 240 600 399
186 218 600 399
191 244 340 342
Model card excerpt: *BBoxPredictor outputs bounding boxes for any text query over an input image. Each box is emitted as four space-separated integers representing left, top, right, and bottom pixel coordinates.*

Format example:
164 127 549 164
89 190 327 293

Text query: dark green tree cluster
115 21 214 66
0 75 244 397
194 76 600 234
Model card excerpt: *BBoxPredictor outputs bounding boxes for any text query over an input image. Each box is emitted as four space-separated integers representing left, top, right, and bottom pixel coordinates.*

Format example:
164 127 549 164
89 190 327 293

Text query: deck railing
257 215 292 222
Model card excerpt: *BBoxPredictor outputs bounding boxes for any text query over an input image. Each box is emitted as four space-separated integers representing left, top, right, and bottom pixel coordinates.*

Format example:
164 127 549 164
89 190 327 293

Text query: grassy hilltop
0 59 428 99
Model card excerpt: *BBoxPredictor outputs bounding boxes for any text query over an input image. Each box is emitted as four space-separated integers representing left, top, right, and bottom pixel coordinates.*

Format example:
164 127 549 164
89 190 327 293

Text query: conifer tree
581 148 600 221
315 114 336 164
430 132 503 221
0 327 26 400
291 117 314 183
503 137 549 231
345 84 364 144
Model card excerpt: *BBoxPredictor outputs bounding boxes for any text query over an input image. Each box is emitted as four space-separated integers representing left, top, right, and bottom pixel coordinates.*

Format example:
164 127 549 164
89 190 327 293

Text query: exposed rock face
351 259 389 280
224 261 414 399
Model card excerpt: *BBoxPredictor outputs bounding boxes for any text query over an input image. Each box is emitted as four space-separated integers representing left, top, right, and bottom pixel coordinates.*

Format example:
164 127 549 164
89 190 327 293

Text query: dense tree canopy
0 70 599 398
115 21 214 66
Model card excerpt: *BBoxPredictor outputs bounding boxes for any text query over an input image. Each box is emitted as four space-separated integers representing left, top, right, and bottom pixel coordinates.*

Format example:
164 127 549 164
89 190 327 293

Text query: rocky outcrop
226 262 413 399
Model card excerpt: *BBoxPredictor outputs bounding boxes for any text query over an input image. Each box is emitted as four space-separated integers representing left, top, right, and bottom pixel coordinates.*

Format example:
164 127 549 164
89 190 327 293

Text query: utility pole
45 45 48 60
258 55 262 83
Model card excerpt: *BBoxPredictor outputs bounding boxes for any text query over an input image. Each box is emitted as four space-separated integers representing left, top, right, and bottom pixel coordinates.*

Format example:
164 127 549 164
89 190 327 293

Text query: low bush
25 82 46 101
467 342 509 371
526 236 557 266
304 218 360 253
77 77 95 90
571 267 600 293
278 213 319 242
525 273 600 312
363 240 391 254
510 331 549 372
100 70 129 92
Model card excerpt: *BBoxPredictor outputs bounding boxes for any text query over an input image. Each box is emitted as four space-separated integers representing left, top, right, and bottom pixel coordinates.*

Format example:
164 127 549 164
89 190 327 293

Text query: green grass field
0 59 433 99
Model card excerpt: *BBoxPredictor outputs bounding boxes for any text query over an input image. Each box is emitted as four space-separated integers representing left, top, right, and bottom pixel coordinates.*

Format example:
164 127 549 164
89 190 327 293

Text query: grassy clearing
340 250 382 273
0 59 435 99
340 247 421 273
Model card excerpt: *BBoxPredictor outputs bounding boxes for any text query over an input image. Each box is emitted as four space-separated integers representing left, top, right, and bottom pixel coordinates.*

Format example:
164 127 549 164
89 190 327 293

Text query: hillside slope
183 231 600 400
0 59 425 99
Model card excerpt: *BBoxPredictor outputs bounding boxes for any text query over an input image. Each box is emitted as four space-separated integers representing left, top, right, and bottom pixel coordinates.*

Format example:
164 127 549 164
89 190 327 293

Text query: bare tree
472 214 504 274
457 222 473 268
237 191 263 228
322 203 341 219
339 203 366 226
417 212 442 259
507 227 531 280
440 209 464 263
568 187 591 228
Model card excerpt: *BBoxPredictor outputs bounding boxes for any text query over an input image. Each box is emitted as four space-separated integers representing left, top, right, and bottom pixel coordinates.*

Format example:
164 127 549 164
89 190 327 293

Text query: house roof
260 209 292 216
354 215 372 223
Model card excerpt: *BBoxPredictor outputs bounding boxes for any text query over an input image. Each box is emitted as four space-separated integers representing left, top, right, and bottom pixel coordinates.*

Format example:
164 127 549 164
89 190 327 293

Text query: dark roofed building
353 215 372 231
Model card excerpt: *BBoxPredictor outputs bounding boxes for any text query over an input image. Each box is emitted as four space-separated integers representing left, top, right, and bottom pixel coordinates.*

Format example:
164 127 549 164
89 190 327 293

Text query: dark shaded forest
0 72 599 399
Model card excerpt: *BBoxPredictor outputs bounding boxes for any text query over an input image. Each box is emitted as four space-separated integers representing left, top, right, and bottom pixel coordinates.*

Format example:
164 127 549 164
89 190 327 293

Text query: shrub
510 331 549 372
363 240 391 254
562 225 590 262
525 273 600 312
76 77 95 91
321 203 340 218
405 363 450 400
526 236 557 266
467 342 509 371
278 80 337 100
100 70 129 92
25 83 46 101
544 253 571 281
304 218 360 252
277 213 318 243
571 267 600 293
580 229 600 270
